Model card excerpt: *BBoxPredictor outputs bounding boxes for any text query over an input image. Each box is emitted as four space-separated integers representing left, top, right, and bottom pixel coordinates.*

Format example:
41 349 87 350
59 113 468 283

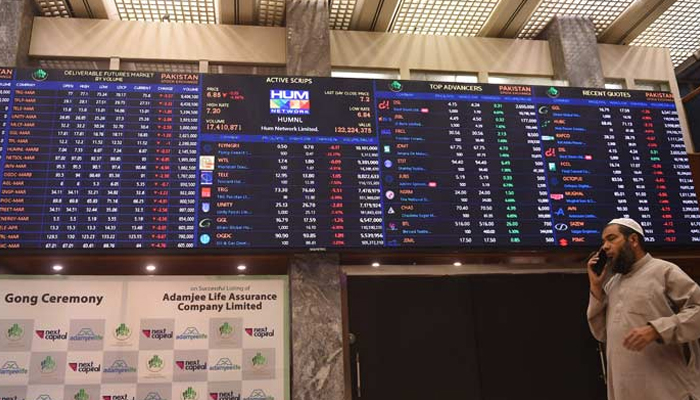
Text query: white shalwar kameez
588 254 700 400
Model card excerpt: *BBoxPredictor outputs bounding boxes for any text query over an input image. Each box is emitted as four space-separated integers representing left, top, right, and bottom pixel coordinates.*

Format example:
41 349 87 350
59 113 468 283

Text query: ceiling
34 0 700 75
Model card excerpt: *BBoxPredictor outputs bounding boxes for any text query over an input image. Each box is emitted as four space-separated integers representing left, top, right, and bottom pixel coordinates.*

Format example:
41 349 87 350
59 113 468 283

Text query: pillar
285 0 331 76
290 254 347 400
0 0 36 67
540 16 605 88
285 3 346 399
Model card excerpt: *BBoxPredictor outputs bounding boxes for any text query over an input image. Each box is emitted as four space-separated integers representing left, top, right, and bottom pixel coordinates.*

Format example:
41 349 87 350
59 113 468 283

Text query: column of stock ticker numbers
375 80 554 247
195 75 384 248
538 86 700 246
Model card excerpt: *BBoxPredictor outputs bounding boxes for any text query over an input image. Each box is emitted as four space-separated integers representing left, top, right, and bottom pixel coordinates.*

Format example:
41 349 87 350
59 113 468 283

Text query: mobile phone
591 250 608 276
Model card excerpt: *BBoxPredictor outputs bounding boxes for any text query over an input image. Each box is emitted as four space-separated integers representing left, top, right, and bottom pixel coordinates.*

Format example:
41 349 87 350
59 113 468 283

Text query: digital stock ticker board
0 67 698 251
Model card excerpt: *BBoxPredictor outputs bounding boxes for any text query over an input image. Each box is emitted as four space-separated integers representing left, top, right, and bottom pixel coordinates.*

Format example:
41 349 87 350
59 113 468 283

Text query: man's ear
630 233 641 247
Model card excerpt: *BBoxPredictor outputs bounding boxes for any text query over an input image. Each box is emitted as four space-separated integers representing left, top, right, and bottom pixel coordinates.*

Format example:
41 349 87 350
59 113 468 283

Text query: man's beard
612 241 636 274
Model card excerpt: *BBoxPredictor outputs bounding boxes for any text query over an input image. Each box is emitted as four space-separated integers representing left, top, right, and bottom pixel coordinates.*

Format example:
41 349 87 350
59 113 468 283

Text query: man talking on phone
587 218 700 400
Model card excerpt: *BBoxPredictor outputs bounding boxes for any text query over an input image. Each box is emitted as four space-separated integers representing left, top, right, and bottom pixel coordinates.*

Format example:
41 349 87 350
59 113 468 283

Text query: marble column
285 2 345 399
285 0 331 77
289 254 347 400
286 3 346 398
0 0 36 67
540 16 605 88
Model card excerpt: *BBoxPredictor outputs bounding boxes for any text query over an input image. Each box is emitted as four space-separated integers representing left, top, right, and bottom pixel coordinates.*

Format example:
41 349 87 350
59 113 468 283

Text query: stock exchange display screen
0 67 698 251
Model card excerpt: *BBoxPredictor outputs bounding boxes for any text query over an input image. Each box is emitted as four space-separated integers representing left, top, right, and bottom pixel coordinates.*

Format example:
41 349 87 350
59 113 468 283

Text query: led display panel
0 68 698 250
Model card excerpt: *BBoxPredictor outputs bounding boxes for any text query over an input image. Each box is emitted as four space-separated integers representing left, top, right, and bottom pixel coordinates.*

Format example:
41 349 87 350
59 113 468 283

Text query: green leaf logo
115 323 131 340
389 81 403 92
252 352 266 366
219 322 233 336
7 323 23 340
148 355 164 372
181 386 197 400
41 355 56 373
74 389 89 400
32 69 48 81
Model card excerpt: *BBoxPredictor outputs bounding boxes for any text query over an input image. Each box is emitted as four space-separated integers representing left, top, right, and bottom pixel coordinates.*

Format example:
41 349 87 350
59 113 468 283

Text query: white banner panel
0 276 289 400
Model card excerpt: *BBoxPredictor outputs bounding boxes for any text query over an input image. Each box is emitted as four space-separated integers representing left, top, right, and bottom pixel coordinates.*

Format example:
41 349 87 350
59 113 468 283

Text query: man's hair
617 224 646 251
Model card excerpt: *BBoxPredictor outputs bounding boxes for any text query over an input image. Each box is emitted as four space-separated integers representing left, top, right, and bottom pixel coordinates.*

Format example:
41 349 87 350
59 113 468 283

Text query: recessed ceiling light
237 264 247 271
52 264 63 271
390 0 498 37
631 0 700 66
329 0 356 30
35 0 72 17
146 265 156 272
453 262 462 267
371 262 380 268
114 0 219 24
518 0 635 39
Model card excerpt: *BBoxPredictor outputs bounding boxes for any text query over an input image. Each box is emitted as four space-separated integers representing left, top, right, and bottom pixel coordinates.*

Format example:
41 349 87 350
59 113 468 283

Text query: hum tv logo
269 90 310 115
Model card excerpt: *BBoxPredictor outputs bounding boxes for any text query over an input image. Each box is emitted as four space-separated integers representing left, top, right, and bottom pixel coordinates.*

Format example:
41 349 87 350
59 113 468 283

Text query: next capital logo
68 361 101 374
35 329 67 341
142 329 172 340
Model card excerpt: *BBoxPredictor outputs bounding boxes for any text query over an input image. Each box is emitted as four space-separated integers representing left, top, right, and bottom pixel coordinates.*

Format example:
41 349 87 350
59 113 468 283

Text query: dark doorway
347 273 606 400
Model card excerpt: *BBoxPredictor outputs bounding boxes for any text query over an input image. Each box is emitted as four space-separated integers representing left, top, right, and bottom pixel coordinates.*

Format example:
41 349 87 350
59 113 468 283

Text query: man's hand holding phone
587 249 608 300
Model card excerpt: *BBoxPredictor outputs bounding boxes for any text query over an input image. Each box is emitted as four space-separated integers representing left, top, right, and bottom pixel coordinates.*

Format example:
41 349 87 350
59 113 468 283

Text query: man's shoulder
646 254 696 285
647 255 682 271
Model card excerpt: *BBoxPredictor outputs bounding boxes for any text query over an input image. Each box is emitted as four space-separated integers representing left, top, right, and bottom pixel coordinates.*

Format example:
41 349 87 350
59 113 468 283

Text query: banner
0 276 289 400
